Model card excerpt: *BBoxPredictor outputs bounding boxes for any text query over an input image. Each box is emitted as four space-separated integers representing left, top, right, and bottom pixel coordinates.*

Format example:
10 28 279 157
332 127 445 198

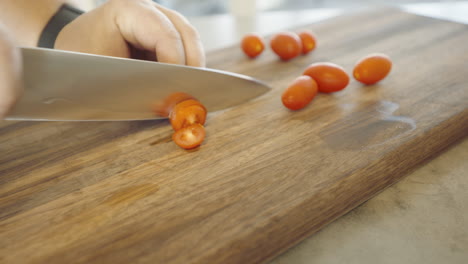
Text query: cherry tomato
303 63 349 93
153 92 195 117
282 76 318 111
353 53 392 85
241 34 265 58
270 32 302 61
172 124 206 150
298 30 317 54
169 99 207 131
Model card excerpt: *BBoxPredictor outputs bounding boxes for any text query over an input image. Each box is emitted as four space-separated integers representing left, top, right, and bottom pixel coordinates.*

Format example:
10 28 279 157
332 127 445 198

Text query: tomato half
169 99 207 131
153 92 195 117
303 63 349 93
353 53 392 85
281 76 318 110
241 34 265 58
298 30 317 54
172 124 206 149
270 32 302 61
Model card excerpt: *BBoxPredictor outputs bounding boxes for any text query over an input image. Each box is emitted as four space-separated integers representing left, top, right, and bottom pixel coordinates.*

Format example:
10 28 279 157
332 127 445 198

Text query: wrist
54 4 129 57
38 4 84 48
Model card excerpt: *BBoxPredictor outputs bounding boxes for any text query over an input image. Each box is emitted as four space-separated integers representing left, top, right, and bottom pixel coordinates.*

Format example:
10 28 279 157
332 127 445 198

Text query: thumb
0 23 22 119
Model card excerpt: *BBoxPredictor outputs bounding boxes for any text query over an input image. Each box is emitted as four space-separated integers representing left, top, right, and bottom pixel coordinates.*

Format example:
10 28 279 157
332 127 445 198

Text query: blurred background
88 0 463 16
83 0 467 51
79 0 467 52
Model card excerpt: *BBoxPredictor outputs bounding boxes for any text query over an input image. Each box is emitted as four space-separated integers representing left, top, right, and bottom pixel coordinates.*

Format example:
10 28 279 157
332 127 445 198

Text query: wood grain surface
1 8 467 264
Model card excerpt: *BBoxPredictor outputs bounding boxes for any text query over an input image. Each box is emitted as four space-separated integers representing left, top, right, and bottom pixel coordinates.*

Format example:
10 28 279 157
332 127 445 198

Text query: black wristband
37 4 84 48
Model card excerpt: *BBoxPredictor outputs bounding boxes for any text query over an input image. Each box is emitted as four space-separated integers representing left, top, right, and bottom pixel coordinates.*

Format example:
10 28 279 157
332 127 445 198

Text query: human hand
0 23 22 119
55 0 205 67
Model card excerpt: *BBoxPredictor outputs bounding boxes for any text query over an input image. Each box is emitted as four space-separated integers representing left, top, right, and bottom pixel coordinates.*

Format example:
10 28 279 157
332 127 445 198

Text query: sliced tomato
169 99 207 131
172 124 206 149
153 92 195 117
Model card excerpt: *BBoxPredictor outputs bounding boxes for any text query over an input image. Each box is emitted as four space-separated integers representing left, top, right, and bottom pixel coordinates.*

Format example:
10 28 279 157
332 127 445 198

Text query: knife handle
38 4 84 48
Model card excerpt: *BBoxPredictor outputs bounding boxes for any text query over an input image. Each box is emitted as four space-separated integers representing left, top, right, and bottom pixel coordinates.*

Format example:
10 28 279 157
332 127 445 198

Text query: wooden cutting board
1 8 467 264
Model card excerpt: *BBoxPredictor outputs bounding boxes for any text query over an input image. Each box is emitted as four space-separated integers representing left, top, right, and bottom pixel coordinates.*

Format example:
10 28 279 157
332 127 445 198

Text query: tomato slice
169 99 207 131
172 124 206 149
153 92 195 117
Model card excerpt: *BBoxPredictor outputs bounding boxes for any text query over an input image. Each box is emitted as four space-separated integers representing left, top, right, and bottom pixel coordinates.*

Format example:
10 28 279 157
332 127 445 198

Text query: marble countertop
188 2 468 263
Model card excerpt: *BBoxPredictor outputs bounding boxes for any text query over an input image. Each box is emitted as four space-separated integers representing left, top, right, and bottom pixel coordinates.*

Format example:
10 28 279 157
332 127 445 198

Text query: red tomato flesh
169 99 207 131
172 124 206 150
153 92 195 117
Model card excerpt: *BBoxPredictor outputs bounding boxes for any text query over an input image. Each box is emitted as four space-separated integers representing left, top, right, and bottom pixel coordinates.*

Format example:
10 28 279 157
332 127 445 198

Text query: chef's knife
6 47 270 121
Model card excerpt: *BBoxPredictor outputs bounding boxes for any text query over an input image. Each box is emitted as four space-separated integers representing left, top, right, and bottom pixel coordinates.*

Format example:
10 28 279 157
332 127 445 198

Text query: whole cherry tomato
281 76 318 111
172 124 206 150
303 62 349 93
153 92 195 117
169 99 207 131
241 34 265 58
270 32 302 61
298 30 317 54
353 53 392 85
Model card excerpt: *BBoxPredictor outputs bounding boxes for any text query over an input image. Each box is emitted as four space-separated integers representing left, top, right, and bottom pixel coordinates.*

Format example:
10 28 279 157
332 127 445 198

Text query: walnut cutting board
1 8 467 264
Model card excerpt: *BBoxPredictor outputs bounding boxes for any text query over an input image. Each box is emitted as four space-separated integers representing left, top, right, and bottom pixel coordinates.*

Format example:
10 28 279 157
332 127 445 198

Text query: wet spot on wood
320 101 416 150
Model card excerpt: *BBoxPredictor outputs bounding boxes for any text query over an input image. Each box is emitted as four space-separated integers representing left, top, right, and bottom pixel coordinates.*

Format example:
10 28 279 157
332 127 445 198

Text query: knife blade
5 47 270 121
